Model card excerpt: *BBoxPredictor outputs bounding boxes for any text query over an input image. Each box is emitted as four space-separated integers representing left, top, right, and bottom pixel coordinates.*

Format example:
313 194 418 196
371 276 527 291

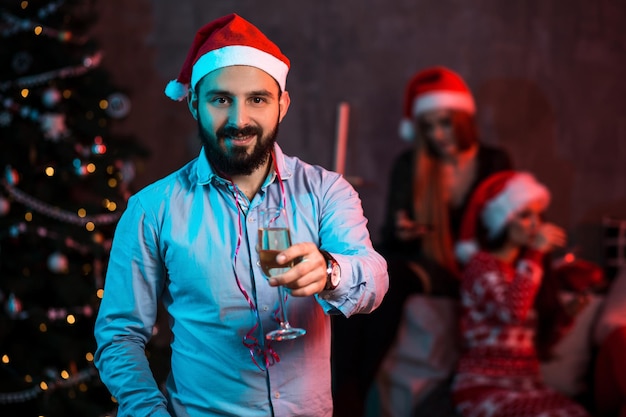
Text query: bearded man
93 13 388 417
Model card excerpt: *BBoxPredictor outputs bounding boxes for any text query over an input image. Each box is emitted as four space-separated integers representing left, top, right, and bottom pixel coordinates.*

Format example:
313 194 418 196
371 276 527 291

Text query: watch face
321 250 341 290
331 264 341 286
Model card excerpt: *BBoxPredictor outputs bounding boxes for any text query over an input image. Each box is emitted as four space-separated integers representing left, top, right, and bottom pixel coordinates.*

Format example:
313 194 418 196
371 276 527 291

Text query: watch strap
320 250 340 291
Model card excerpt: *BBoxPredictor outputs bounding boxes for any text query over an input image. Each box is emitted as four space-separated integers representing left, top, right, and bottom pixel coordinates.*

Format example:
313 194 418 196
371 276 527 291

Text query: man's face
188 65 290 176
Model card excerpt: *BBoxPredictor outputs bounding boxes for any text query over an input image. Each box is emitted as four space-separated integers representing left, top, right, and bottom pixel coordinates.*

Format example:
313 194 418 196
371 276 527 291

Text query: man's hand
270 242 328 296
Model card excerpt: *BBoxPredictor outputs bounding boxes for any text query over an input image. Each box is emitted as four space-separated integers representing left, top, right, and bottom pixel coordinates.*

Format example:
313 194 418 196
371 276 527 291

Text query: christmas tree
0 0 149 415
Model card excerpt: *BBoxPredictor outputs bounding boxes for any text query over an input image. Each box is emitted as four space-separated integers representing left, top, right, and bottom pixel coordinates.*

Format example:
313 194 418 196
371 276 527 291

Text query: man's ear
187 89 198 120
278 90 290 123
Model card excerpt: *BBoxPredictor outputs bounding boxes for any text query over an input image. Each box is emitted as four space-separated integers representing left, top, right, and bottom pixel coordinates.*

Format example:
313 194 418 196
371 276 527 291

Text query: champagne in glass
258 207 306 341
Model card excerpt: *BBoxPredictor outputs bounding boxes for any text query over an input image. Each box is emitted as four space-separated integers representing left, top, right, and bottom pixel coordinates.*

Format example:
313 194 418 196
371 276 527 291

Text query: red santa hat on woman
399 66 476 141
165 13 290 101
455 170 551 263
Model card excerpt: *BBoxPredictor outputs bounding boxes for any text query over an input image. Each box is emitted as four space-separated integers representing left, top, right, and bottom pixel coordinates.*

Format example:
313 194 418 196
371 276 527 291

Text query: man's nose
229 101 250 127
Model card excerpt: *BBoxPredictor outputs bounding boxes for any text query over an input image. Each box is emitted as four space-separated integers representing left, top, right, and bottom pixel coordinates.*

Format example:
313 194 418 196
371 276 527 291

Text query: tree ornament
5 166 20 185
47 251 69 274
105 92 131 119
117 160 136 184
0 112 12 127
42 87 62 108
40 113 68 141
91 136 107 155
11 51 33 74
5 293 23 317
0 195 10 216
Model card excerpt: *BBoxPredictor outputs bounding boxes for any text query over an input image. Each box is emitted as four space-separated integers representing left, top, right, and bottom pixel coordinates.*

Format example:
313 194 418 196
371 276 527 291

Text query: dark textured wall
93 0 626 264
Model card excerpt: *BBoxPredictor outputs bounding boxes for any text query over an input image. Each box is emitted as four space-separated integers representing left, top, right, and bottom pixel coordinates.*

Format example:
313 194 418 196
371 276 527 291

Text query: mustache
217 125 262 139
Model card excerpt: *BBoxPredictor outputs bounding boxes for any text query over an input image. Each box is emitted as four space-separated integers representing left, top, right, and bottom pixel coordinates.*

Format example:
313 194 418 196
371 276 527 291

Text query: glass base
266 326 306 341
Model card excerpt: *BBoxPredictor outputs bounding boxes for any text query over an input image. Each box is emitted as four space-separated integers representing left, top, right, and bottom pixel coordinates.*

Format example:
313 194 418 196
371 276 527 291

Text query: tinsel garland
2 179 121 226
1 0 65 32
4 221 110 255
0 367 98 404
1 8 86 44
0 51 102 92
5 299 95 322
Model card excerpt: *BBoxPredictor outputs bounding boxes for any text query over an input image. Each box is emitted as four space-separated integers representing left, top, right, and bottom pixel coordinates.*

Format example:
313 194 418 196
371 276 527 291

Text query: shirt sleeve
464 251 543 324
94 196 171 417
314 173 389 318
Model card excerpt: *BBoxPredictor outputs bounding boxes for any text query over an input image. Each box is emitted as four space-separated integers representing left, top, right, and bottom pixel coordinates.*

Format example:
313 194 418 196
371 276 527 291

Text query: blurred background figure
333 66 513 416
452 170 591 417
592 264 626 417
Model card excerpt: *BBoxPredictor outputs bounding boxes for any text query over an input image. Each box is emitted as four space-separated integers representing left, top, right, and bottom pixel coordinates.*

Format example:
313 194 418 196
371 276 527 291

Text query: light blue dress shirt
94 144 388 417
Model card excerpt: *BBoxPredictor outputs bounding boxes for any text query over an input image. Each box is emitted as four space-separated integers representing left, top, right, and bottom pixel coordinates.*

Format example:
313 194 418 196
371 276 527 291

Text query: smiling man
93 13 388 417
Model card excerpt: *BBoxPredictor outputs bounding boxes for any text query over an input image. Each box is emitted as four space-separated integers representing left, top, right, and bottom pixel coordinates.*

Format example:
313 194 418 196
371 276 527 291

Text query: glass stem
277 286 290 328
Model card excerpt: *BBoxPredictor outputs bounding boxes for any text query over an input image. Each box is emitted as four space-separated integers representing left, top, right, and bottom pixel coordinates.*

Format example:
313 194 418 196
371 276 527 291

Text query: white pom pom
398 118 414 141
47 251 69 274
164 80 189 101
455 240 479 264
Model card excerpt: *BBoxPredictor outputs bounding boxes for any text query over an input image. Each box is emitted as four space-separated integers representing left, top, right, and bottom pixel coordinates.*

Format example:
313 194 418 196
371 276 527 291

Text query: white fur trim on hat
413 91 476 117
191 45 289 92
455 240 479 264
399 118 414 141
482 172 550 238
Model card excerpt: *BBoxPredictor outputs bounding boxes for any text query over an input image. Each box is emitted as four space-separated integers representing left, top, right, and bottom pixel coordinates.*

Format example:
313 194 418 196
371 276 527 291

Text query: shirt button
262 305 269 311
274 391 280 399
248 217 255 222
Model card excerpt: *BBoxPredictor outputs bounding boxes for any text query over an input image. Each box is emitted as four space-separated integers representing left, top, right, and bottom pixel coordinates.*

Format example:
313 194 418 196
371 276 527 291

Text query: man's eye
211 97 229 105
251 97 265 104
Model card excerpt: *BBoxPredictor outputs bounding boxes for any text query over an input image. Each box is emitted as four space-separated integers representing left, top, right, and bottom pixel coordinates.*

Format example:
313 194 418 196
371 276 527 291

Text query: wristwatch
320 250 341 291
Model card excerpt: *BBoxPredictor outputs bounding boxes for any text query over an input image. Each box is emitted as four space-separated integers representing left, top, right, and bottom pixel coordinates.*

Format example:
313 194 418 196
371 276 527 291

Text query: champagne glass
258 207 306 341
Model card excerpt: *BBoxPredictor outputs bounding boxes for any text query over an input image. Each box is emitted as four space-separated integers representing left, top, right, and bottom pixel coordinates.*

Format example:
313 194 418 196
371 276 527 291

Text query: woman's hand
394 210 430 241
563 292 591 317
532 223 567 253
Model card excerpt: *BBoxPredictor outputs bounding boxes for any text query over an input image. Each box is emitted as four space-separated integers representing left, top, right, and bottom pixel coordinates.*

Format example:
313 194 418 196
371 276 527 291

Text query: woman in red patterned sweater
451 171 590 417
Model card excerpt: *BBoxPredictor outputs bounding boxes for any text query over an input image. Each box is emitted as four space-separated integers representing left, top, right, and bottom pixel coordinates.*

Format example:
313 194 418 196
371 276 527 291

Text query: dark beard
198 120 279 177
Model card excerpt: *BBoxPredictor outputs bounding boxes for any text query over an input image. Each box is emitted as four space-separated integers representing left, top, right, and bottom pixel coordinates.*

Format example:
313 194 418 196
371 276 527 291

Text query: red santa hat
165 13 290 101
455 170 551 263
399 66 476 141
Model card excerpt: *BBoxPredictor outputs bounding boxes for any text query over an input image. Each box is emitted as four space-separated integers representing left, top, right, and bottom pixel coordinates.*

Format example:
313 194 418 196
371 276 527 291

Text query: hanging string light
2 174 122 227
1 11 87 44
0 367 99 405
0 51 102 92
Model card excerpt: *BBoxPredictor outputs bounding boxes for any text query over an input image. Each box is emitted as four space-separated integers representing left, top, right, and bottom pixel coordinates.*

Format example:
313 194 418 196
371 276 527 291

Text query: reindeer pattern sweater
452 250 590 417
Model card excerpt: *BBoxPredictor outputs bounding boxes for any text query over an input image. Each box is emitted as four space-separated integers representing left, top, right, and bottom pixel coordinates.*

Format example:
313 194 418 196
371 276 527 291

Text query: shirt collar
195 143 293 186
